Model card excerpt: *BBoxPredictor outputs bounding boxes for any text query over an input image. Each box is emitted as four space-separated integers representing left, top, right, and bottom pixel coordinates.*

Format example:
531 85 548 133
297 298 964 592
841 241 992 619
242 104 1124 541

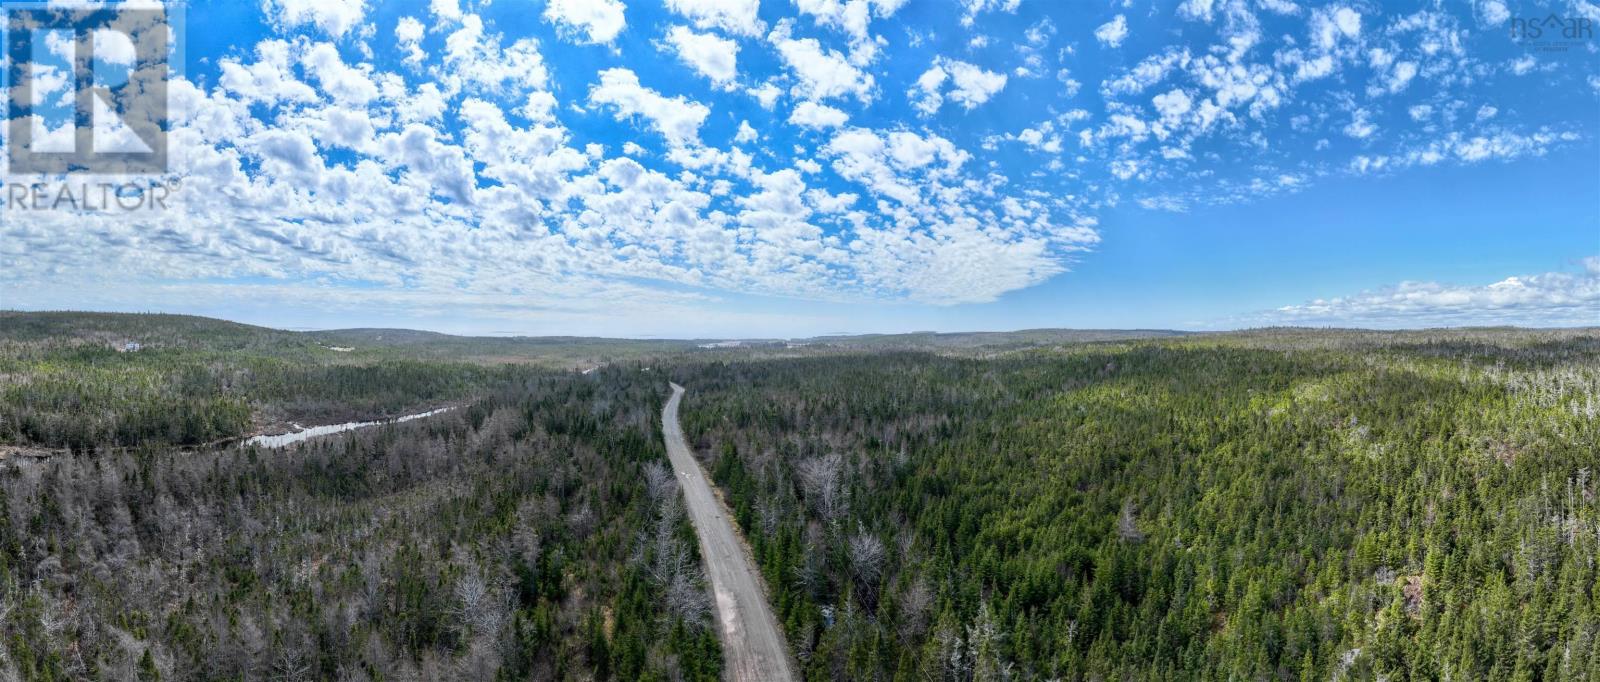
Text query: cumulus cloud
1475 0 1511 26
663 25 739 87
543 0 627 45
1350 129 1581 175
1095 15 1129 48
909 57 1007 114
2 4 1092 316
1343 108 1376 139
588 68 710 147
395 17 427 65
665 0 764 37
789 101 850 129
1310 5 1361 50
1266 259 1600 326
7 0 1592 331
747 82 783 109
945 60 1009 108
958 0 1021 27
440 16 550 94
1152 88 1193 125
734 120 759 143
794 0 908 46
770 24 876 102
266 0 368 37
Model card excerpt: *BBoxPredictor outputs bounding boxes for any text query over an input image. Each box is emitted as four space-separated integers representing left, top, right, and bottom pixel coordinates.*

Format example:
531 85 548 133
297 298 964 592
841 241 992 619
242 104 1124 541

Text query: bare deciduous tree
848 528 886 589
797 453 845 522
452 565 507 636
898 577 932 643
643 461 677 505
664 571 713 629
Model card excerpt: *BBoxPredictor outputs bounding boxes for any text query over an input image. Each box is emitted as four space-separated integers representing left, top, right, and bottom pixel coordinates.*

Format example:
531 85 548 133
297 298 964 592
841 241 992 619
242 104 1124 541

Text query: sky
1 0 1597 338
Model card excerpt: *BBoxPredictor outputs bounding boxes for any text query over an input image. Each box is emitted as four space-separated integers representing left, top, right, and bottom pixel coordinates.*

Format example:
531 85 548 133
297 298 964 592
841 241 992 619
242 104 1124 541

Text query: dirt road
661 383 798 681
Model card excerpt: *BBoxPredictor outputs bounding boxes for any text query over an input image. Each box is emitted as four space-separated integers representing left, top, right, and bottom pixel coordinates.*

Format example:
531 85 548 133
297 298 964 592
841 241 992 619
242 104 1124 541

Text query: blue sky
3 0 1597 337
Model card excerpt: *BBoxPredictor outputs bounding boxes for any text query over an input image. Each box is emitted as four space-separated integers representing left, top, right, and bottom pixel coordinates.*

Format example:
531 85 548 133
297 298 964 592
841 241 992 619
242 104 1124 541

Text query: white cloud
14 0 1590 333
734 120 759 143
1178 0 1218 22
266 0 368 37
1095 15 1129 48
958 0 1021 27
665 0 764 37
1310 5 1361 50
946 60 1008 108
1152 88 1193 125
1476 0 1511 26
789 101 850 129
218 40 319 104
794 0 907 44
430 0 463 23
1257 0 1300 14
770 24 876 102
4 10 1104 325
1104 50 1190 95
1267 260 1600 326
909 57 1007 114
395 17 427 65
1353 129 1579 174
910 63 949 115
250 128 323 177
747 82 783 109
544 0 627 45
885 131 942 169
1385 61 1417 93
1110 158 1141 179
441 16 551 95
1011 122 1063 153
663 25 739 87
1343 109 1376 139
303 42 380 106
588 68 710 147
1138 195 1190 212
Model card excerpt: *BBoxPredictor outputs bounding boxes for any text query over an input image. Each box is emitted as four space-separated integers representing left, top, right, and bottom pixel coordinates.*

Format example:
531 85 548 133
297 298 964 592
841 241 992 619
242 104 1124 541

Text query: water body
245 407 455 448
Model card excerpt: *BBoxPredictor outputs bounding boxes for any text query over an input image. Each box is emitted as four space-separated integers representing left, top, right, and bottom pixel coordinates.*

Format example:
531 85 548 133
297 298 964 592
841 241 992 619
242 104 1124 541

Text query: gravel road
662 383 798 681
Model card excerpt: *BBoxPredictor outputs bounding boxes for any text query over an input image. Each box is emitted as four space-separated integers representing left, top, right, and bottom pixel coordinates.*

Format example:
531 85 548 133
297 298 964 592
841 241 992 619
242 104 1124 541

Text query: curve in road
662 383 798 682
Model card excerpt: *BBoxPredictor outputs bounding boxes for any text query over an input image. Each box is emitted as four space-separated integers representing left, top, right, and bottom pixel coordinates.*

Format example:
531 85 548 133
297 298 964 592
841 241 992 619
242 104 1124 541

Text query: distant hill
0 310 308 352
7 311 1591 359
796 328 1192 350
1 312 1200 356
0 311 700 361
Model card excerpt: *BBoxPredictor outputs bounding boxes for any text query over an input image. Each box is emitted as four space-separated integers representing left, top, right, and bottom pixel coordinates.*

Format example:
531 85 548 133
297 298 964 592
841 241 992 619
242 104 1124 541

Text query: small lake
245 407 455 448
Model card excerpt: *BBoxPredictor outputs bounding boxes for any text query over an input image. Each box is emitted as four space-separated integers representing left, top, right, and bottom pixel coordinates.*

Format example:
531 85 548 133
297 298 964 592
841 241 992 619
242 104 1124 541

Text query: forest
0 313 722 679
675 329 1600 680
0 313 1596 680
0 366 722 680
